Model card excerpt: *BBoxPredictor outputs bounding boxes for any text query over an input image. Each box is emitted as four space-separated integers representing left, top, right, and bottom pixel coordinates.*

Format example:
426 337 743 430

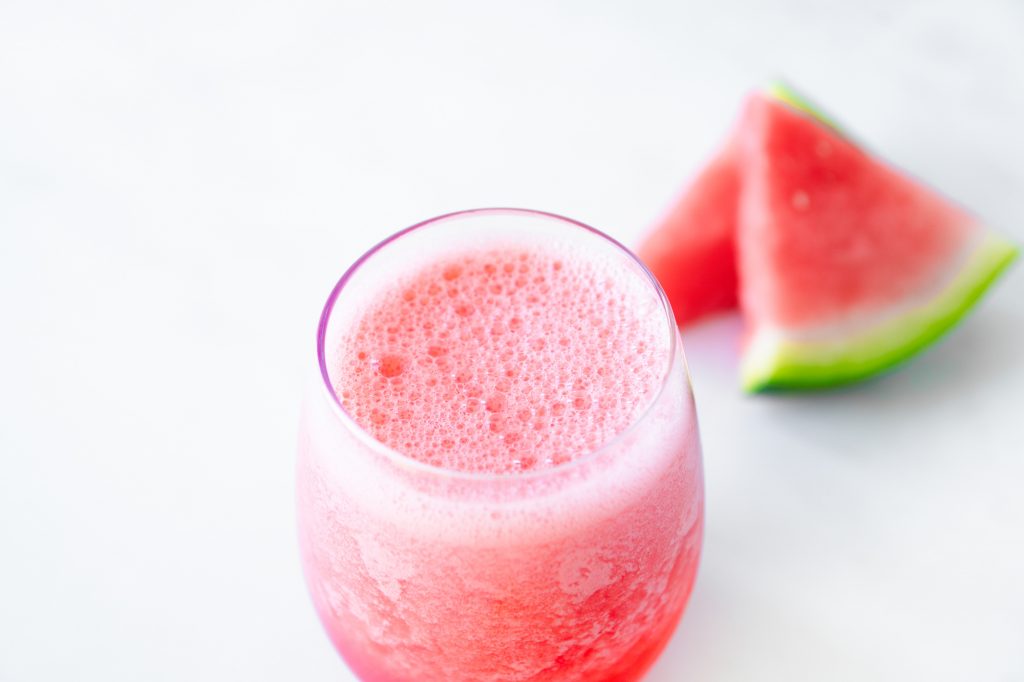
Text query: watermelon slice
637 83 835 327
738 94 1019 391
637 141 740 325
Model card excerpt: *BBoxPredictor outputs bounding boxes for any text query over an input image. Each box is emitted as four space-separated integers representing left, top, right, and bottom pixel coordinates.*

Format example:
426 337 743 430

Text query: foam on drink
333 245 669 474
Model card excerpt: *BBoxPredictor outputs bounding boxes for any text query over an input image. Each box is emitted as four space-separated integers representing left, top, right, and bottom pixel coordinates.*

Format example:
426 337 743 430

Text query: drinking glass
297 209 704 681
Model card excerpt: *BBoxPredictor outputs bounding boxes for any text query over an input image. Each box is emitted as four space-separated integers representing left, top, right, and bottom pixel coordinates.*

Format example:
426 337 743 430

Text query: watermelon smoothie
297 209 703 681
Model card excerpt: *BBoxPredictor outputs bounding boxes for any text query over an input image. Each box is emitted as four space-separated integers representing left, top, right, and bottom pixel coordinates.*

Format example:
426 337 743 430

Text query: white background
2 1 1023 680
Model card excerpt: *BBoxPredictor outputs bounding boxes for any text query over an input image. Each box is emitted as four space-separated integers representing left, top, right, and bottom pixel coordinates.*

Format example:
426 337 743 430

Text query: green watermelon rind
765 81 841 132
741 231 1019 392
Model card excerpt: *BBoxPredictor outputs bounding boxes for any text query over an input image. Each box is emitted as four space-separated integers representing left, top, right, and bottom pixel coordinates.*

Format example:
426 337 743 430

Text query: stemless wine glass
297 209 704 681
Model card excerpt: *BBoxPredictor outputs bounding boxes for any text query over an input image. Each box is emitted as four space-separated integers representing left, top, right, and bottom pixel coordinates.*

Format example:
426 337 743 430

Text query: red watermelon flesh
637 84 835 327
637 141 740 326
739 94 978 329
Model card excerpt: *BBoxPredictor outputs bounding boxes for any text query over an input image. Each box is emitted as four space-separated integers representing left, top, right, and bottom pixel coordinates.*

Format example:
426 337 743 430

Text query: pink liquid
298 218 703 681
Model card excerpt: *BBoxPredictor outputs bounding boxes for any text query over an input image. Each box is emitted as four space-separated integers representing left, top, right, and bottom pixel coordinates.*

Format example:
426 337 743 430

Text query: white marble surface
2 1 1022 680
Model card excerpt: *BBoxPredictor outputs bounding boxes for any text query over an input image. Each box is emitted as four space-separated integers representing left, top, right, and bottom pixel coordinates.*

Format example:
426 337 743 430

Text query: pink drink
298 210 703 681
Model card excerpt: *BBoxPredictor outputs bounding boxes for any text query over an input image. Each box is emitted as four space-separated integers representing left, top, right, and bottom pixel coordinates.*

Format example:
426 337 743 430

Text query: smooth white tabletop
2 1 1022 680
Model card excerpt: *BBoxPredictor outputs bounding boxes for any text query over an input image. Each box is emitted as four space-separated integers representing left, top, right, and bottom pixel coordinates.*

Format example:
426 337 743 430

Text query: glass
297 209 704 681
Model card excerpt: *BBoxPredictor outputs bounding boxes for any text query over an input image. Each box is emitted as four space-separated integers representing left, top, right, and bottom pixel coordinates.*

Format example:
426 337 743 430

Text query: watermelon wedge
738 93 1019 391
637 83 836 326
637 141 740 325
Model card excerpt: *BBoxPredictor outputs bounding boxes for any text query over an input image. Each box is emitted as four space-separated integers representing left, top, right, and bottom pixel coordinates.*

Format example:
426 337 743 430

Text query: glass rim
316 207 682 482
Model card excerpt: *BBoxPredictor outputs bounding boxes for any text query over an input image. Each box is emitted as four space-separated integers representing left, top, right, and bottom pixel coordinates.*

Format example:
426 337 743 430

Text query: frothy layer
334 246 667 473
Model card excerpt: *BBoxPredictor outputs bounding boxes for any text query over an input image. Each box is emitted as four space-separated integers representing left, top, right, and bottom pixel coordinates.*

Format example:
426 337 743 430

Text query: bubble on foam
334 246 669 474
376 354 406 378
